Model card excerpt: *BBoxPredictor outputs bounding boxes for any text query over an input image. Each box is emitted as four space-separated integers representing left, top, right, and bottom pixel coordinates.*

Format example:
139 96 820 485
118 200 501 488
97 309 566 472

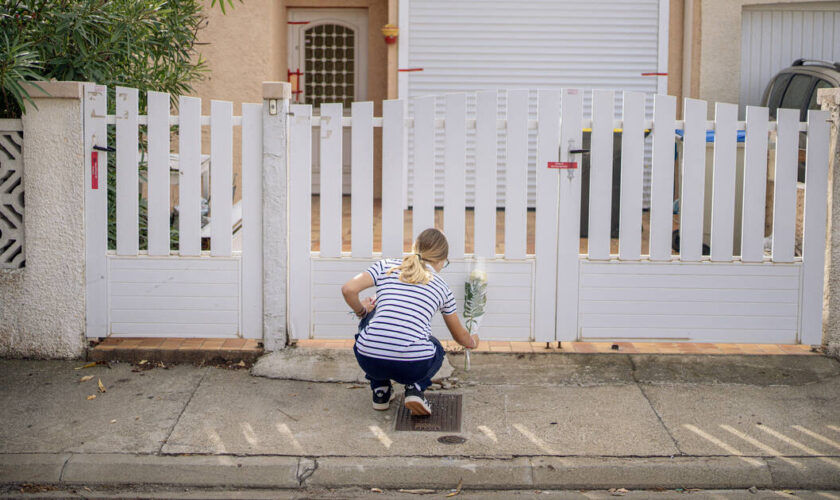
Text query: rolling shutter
404 0 663 208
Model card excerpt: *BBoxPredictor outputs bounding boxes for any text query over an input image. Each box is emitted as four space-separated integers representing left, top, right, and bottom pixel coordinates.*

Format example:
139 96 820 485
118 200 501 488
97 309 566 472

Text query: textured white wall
262 82 291 350
0 82 88 358
821 88 840 358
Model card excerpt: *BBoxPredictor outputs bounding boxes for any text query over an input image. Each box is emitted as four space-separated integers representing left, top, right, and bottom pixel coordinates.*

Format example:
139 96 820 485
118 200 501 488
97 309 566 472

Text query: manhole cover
437 435 466 444
394 393 462 432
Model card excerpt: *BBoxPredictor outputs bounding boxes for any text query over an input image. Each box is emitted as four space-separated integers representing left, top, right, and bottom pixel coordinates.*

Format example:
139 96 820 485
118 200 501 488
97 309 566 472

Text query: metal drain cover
394 393 462 432
437 435 466 444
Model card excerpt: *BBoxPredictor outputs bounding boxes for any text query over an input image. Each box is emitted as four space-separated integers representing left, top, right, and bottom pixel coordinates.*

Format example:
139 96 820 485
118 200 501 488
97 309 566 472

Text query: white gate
83 85 263 339
288 89 830 345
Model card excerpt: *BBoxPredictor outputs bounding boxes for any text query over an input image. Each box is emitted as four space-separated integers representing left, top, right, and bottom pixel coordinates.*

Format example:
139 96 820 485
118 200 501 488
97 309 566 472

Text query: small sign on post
548 161 577 180
547 161 577 169
91 151 99 190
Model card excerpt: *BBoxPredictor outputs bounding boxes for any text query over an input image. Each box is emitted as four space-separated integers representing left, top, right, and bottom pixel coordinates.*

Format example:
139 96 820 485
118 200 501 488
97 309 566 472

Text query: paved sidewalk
1 352 839 491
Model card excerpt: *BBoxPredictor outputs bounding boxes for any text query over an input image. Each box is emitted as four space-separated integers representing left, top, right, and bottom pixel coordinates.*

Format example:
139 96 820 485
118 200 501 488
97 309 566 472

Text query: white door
289 9 368 195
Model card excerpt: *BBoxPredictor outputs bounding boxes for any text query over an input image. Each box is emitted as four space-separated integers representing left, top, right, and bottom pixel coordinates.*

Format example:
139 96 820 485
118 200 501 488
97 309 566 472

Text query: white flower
469 269 487 282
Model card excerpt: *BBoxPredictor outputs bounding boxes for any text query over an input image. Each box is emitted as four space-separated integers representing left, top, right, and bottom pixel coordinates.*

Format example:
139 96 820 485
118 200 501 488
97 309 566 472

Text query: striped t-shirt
355 258 457 361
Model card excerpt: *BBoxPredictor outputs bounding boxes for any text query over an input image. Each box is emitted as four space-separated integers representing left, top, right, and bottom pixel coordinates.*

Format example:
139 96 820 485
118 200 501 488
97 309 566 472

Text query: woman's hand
468 334 479 349
359 296 376 317
342 272 376 317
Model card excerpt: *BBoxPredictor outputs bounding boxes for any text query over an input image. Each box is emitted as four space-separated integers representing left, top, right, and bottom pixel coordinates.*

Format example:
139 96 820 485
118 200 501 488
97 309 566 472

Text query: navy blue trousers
353 314 444 391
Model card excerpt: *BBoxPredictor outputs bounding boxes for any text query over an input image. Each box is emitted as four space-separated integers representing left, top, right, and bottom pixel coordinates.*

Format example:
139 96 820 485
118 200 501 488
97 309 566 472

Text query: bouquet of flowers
463 262 487 371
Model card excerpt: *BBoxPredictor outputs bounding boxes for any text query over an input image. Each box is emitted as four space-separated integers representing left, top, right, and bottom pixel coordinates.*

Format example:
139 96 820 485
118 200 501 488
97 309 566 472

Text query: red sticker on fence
91 151 99 190
547 161 577 169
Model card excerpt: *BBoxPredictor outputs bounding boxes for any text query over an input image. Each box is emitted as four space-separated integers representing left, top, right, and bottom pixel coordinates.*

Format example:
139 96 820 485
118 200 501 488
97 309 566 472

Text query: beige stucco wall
698 0 835 108
193 0 390 198
0 82 88 359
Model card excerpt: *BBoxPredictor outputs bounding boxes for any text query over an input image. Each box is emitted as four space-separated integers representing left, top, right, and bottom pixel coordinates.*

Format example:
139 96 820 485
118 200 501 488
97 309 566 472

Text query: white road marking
793 425 840 451
719 425 803 468
513 423 558 455
369 425 392 449
682 424 763 466
276 422 305 454
205 427 234 465
826 425 840 435
816 492 840 500
757 425 840 469
478 425 498 443
241 422 259 446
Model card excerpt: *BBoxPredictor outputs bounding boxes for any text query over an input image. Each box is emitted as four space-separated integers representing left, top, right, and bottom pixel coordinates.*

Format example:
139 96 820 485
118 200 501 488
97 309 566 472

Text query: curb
2 453 838 490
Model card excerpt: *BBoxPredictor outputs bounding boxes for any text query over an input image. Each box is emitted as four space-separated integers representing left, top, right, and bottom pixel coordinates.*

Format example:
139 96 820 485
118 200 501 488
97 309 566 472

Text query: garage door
739 3 840 114
401 0 668 208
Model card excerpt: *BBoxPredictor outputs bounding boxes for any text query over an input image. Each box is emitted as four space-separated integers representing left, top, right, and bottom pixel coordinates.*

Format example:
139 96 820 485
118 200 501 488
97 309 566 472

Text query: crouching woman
341 228 479 416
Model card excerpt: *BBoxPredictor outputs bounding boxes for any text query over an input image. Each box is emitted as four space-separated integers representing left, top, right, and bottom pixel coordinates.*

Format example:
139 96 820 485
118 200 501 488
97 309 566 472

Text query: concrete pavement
1 352 839 491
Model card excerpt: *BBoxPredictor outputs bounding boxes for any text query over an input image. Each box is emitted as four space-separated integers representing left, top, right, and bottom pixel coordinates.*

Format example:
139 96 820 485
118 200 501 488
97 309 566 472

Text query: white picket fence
84 85 263 339
82 82 832 345
290 90 830 345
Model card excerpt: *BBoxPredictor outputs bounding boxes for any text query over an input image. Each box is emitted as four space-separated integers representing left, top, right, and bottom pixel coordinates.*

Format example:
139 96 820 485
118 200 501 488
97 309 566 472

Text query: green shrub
1 0 236 249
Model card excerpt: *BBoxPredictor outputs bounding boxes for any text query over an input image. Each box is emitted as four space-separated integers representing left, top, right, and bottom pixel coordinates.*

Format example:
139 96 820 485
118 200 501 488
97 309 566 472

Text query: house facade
193 0 838 201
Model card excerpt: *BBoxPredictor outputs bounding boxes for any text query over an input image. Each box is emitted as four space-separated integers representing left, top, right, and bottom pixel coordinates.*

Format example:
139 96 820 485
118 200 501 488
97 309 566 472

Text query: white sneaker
404 383 432 416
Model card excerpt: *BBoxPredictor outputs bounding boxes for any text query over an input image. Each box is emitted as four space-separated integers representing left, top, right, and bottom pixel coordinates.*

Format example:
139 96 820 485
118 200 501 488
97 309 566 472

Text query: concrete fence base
0 81 90 359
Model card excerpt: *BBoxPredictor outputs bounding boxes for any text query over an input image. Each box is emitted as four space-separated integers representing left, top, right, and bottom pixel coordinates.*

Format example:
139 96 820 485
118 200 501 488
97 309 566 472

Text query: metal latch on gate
549 140 589 180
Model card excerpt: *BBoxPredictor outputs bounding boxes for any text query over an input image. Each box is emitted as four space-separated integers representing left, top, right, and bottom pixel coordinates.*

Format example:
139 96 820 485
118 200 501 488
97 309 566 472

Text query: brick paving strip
87 338 816 365
296 339 818 356
88 338 263 364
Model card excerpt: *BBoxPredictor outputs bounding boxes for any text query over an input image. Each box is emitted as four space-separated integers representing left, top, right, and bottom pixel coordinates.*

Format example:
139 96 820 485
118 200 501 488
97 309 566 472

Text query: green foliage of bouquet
464 269 487 334
463 267 487 371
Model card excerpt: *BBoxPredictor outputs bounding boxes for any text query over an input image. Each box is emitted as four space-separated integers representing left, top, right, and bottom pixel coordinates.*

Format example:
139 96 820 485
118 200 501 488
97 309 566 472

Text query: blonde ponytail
387 228 449 285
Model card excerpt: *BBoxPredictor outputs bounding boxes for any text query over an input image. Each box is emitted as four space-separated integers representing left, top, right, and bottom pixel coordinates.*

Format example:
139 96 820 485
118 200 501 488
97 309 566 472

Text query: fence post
0 81 90 358
261 82 291 351
819 88 840 358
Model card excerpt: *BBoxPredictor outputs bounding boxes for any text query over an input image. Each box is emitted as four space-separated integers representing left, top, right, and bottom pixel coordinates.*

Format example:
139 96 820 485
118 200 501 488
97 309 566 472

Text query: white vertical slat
648 94 677 261
534 90 560 342
680 98 707 262
771 108 798 263
413 96 436 239
320 103 343 257
740 106 769 263
115 86 139 256
556 88 584 342
382 100 406 258
241 103 263 339
710 102 738 262
178 96 202 256
210 100 233 257
801 109 830 345
84 84 108 338
618 91 646 261
588 89 615 261
443 93 466 259
474 90 497 259
505 90 528 260
147 91 170 256
289 104 313 340
351 101 374 258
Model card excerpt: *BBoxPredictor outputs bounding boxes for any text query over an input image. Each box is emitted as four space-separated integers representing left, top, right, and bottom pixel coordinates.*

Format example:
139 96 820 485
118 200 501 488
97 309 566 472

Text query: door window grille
304 24 355 108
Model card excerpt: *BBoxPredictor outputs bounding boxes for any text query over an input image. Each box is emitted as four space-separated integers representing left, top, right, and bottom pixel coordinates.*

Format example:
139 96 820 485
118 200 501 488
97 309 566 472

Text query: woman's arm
341 272 376 317
442 312 480 349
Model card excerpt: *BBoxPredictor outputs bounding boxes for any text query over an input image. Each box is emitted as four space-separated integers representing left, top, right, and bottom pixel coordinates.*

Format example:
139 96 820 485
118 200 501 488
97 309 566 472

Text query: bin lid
674 129 745 143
